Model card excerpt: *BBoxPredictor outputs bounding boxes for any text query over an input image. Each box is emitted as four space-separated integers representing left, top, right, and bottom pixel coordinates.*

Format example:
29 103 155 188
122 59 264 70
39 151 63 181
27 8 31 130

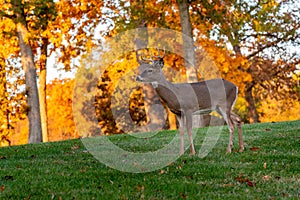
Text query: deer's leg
186 111 195 155
218 107 234 153
177 115 185 155
226 112 235 154
231 112 244 152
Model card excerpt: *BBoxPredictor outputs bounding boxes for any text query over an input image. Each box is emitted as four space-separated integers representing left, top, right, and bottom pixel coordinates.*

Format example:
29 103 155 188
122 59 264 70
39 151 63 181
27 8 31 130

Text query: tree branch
246 29 300 60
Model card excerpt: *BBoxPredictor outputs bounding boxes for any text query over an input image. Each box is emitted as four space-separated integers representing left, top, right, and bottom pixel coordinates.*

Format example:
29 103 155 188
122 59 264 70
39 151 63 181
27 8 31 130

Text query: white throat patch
151 81 158 88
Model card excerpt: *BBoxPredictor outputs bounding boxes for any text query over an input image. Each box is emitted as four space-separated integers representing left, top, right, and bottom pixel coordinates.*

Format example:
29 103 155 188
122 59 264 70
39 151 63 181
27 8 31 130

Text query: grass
0 120 299 199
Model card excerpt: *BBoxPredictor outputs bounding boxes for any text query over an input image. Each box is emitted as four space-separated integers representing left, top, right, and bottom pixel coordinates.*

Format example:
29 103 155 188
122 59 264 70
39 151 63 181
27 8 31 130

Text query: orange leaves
46 0 105 70
47 79 77 141
198 39 251 93
79 3 88 12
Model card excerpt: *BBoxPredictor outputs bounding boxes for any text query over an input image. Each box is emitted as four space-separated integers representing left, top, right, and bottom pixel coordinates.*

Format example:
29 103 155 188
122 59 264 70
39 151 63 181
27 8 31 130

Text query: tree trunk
245 84 259 123
39 38 49 142
177 0 197 82
233 44 260 123
15 14 42 143
177 0 205 127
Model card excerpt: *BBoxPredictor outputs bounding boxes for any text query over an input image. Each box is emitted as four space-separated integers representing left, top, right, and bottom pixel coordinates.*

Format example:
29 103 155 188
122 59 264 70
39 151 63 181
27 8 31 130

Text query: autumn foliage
0 0 299 145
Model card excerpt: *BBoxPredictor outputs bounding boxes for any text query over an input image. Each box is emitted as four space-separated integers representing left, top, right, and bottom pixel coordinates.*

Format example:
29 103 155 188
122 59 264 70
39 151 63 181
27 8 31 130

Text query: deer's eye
147 69 153 73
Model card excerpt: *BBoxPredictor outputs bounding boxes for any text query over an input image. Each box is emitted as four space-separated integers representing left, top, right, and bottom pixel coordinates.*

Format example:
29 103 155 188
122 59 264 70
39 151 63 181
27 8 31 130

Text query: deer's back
190 78 237 108
156 78 237 114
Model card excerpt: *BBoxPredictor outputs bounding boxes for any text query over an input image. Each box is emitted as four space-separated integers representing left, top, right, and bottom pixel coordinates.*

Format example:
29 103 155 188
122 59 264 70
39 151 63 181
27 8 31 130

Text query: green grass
0 121 299 199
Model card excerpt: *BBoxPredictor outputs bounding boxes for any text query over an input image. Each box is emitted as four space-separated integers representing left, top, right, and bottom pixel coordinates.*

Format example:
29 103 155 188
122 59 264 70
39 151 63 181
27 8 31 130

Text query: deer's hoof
226 148 232 154
239 147 244 152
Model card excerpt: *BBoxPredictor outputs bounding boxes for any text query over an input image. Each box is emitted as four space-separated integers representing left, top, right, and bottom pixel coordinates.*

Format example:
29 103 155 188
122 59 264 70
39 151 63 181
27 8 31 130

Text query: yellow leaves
85 39 94 53
0 18 15 33
259 97 300 122
0 2 12 12
292 69 300 82
39 54 47 63
61 19 72 32
263 0 279 9
253 19 261 31
49 31 63 48
201 7 208 16
27 21 36 29
79 4 88 12
41 29 50 38
47 78 77 141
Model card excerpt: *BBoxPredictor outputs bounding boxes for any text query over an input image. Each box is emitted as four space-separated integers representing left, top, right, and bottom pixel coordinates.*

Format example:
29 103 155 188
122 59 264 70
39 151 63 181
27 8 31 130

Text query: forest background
0 0 299 146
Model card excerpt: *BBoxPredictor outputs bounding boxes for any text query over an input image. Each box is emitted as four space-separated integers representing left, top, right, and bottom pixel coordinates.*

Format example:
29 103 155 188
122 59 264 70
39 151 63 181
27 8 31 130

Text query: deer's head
136 48 165 85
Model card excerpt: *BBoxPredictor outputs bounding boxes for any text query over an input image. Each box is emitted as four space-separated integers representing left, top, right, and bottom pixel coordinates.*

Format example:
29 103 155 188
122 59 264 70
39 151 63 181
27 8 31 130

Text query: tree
42 0 106 139
0 0 59 143
0 0 43 142
190 0 300 122
0 9 28 145
24 1 57 143
47 0 105 69
177 0 197 82
1 0 106 143
103 0 180 132
0 58 28 146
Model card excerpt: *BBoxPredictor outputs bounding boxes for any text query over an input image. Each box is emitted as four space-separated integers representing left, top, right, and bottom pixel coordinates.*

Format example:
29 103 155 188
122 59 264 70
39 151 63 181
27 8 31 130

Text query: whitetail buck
136 49 244 155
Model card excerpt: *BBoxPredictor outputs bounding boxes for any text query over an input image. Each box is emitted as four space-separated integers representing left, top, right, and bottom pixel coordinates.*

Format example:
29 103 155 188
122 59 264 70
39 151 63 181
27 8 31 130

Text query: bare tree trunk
15 11 42 143
177 0 205 127
39 38 49 142
177 0 198 82
245 84 259 123
233 44 260 123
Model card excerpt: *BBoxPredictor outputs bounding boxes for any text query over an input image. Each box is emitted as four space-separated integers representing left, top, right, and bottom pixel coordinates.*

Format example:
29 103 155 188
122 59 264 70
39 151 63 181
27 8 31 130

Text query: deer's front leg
177 115 185 155
226 114 235 154
179 125 185 156
218 107 234 154
186 112 195 155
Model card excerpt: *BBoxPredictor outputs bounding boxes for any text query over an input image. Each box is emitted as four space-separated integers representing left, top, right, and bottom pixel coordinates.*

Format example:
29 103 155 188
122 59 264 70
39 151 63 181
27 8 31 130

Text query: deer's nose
136 76 143 82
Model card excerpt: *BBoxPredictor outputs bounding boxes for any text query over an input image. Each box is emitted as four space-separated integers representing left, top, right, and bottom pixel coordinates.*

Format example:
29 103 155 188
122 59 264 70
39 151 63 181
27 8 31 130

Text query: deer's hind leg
217 106 235 153
231 112 244 152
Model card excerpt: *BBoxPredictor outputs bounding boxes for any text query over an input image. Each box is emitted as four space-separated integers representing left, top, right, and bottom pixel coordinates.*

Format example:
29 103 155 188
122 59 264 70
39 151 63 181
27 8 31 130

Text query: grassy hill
0 121 299 199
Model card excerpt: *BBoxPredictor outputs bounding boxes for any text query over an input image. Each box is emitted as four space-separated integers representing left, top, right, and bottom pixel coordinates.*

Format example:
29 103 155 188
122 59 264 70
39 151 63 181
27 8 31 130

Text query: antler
141 54 154 62
136 48 165 63
136 50 153 63
152 47 165 60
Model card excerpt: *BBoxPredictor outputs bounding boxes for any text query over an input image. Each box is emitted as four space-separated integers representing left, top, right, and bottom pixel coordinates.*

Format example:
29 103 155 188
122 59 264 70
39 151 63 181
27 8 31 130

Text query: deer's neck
154 78 178 99
154 79 182 115
153 76 174 90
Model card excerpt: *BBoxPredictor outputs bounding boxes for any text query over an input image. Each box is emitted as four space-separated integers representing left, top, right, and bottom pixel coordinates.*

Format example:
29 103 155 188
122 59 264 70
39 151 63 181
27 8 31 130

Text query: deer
136 49 244 155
